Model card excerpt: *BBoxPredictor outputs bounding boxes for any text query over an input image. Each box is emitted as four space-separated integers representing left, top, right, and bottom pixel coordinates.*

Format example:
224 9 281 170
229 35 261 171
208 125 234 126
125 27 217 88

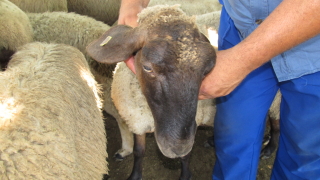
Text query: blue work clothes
213 0 320 179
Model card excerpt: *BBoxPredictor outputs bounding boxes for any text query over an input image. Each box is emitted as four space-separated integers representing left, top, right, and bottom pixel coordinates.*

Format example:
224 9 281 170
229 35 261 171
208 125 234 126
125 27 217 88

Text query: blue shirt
219 0 320 81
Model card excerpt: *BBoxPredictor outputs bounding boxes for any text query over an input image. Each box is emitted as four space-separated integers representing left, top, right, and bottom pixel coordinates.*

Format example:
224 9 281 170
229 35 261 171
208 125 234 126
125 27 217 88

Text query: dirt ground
103 112 276 180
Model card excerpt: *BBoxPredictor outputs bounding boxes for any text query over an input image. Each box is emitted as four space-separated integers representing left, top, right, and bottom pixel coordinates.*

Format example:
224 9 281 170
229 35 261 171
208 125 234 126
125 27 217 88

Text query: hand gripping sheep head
87 5 216 158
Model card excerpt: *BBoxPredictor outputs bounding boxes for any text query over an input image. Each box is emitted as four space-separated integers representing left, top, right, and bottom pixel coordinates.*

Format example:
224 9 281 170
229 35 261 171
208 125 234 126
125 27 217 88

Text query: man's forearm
236 0 320 72
199 0 320 99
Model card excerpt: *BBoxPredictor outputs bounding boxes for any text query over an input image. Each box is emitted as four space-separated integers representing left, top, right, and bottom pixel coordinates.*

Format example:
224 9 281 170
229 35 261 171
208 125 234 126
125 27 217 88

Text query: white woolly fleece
0 42 108 180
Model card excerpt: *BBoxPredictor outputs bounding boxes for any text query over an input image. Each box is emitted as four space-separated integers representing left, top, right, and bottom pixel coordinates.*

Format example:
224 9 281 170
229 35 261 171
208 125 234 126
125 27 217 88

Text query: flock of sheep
0 0 280 180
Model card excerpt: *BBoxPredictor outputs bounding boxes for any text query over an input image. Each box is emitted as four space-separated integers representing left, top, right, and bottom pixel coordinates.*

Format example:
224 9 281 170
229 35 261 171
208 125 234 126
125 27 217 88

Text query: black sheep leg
179 152 192 180
260 116 280 159
127 133 146 180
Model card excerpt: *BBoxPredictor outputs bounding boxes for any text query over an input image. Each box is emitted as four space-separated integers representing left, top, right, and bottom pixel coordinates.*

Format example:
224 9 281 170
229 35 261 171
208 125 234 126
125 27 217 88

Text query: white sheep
26 11 114 80
0 42 108 179
0 0 33 70
8 0 68 12
67 0 121 26
26 11 121 123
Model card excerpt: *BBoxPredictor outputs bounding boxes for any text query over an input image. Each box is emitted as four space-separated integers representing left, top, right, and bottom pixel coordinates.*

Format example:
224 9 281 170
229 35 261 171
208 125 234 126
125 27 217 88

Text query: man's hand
118 1 144 27
198 49 250 99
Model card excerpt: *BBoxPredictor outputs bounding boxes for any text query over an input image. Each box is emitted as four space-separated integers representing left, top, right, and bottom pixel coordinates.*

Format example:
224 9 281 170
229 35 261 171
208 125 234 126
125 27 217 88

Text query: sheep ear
196 40 216 70
199 32 211 43
86 25 144 64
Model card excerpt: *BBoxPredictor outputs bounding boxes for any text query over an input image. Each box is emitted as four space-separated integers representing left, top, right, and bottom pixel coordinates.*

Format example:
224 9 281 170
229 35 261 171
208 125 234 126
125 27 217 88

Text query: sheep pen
0 42 108 179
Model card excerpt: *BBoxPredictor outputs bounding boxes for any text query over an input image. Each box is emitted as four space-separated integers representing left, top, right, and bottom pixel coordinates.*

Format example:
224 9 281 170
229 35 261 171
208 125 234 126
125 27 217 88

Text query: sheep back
9 0 68 13
27 11 115 79
148 0 221 16
0 42 108 179
67 0 121 26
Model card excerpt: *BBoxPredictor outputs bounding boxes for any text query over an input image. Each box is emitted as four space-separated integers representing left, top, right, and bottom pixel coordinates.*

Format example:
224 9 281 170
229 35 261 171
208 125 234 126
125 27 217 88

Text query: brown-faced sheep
87 4 282 179
0 0 33 70
87 5 216 180
0 42 108 179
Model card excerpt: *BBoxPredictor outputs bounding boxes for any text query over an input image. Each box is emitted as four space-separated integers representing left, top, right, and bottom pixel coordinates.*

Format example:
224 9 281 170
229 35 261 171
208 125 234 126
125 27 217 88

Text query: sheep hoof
114 153 124 161
260 153 271 160
204 136 215 148
263 134 271 145
260 145 274 159
103 174 110 180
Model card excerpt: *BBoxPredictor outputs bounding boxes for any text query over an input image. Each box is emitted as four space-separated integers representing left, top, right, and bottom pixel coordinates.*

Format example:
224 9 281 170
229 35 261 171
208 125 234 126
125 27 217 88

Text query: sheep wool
146 0 222 49
195 11 221 47
67 0 121 26
269 91 281 120
0 0 33 69
0 42 108 179
148 0 222 16
9 0 68 13
27 11 115 79
27 11 120 124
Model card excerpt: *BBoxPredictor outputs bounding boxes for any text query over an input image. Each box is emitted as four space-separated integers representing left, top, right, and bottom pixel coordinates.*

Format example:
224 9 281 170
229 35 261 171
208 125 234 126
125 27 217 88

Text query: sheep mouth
153 118 197 158
155 133 195 158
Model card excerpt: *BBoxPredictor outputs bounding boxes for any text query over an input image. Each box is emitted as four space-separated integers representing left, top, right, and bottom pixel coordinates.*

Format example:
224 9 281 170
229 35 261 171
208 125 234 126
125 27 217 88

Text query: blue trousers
213 4 320 180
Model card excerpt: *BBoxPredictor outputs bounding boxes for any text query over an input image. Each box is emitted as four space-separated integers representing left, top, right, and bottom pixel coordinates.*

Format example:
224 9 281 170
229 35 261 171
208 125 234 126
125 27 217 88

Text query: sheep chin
154 131 195 159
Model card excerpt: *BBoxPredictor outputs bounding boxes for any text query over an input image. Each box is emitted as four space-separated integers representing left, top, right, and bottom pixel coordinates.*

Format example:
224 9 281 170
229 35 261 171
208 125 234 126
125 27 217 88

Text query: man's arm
199 0 320 99
118 0 150 27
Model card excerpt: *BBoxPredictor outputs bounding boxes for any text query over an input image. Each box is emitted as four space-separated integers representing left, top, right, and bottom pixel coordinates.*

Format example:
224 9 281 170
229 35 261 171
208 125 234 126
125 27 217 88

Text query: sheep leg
204 135 215 148
0 48 15 71
102 79 134 161
114 118 134 161
260 116 280 159
127 133 146 180
179 152 192 180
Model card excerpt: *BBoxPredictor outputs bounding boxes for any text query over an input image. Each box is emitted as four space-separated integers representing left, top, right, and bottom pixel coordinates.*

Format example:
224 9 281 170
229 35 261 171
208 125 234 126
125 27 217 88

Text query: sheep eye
143 65 153 73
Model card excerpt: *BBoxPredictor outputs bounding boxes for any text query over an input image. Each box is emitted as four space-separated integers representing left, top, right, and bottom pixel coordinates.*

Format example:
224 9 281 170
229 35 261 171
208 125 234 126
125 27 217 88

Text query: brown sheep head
87 5 216 158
